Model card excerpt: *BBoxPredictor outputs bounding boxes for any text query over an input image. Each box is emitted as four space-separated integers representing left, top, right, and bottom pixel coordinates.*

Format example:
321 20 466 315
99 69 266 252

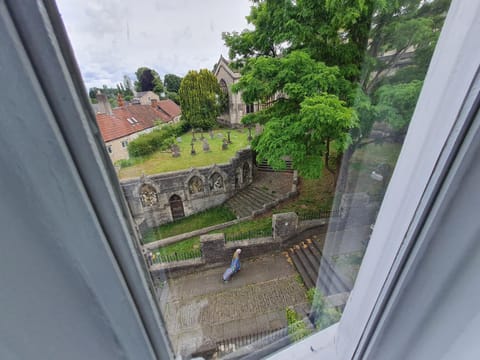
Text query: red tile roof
156 99 181 120
95 104 172 142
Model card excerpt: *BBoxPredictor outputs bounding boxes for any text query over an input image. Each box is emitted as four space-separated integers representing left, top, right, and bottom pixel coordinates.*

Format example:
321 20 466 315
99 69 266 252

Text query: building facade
94 94 181 163
214 56 259 127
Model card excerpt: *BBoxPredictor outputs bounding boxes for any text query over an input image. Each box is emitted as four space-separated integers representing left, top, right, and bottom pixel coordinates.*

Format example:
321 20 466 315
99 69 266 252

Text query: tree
223 0 374 83
178 69 222 130
164 74 182 93
374 80 423 134
234 51 357 179
134 67 164 95
361 0 450 94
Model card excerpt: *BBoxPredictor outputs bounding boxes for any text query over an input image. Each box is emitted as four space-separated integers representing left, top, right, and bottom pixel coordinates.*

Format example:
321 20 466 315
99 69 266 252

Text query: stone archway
169 194 185 220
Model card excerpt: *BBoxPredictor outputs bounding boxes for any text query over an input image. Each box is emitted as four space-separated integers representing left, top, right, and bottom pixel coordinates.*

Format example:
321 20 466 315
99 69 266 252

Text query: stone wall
121 149 253 229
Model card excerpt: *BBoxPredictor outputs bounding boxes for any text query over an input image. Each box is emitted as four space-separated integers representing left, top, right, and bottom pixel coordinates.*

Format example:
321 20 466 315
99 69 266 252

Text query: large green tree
234 51 357 179
164 74 182 93
225 0 450 182
134 67 164 95
223 0 374 83
164 73 183 104
178 69 222 130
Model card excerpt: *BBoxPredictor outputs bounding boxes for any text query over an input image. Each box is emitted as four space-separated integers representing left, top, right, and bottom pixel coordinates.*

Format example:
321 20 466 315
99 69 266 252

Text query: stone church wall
121 149 253 230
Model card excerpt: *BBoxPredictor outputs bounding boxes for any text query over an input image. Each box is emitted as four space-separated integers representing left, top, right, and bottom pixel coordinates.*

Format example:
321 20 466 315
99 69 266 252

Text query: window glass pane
57 0 452 358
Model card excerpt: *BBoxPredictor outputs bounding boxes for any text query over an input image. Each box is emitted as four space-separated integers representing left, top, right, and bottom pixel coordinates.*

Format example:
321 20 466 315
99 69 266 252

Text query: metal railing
296 209 340 221
225 228 273 242
151 249 201 264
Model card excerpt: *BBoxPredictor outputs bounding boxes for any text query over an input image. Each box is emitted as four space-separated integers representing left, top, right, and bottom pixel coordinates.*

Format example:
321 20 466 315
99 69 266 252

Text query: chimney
151 99 158 108
117 93 124 107
95 91 113 115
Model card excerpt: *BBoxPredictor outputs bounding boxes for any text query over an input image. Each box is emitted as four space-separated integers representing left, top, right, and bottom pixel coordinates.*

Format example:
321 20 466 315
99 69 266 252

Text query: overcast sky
56 0 252 90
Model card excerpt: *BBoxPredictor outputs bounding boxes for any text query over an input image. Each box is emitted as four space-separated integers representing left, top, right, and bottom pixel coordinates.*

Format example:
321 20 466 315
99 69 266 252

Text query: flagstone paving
156 252 309 357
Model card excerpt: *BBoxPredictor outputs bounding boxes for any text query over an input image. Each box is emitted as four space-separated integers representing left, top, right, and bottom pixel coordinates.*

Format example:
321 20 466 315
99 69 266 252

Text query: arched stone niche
209 172 224 191
242 161 251 183
188 175 204 194
139 184 158 207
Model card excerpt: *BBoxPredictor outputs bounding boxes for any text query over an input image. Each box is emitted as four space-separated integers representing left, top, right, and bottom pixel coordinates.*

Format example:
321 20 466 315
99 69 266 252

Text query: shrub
128 121 188 158
286 307 311 342
307 288 342 330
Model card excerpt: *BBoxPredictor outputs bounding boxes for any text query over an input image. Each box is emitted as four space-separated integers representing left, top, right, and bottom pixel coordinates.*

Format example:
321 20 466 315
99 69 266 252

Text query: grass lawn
142 205 236 244
152 236 200 258
118 129 250 179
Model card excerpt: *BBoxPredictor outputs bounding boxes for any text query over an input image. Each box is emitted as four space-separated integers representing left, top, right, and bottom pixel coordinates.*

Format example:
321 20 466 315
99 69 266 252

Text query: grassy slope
118 129 250 179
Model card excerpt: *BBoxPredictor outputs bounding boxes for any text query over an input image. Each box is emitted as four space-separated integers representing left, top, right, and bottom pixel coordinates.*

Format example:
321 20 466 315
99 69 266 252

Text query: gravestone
209 130 214 139
202 139 210 152
190 142 196 155
222 138 228 150
176 137 182 143
171 144 180 157
217 133 223 139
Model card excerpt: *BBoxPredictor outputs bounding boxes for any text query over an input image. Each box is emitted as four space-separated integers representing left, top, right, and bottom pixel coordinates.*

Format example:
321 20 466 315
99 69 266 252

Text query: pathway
156 252 309 357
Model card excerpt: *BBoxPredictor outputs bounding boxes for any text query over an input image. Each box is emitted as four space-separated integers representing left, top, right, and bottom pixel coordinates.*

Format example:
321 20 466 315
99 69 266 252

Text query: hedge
128 121 189 158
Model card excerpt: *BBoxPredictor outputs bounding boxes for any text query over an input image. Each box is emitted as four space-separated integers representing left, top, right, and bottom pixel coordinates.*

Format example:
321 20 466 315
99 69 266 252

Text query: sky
56 0 252 90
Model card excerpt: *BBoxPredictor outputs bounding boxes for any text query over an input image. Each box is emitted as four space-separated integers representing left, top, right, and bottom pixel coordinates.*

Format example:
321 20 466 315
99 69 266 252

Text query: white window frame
1 0 479 359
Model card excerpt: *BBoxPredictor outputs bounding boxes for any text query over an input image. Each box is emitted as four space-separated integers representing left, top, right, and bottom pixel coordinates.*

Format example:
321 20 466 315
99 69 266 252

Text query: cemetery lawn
118 129 250 179
142 205 236 244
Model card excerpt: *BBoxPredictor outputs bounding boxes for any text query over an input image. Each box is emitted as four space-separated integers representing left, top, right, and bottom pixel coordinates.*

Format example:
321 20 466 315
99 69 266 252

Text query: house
134 90 160 105
151 99 182 123
94 94 180 163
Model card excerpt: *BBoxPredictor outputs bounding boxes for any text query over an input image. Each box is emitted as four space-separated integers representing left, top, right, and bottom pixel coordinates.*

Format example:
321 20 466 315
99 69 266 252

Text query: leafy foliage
233 51 357 178
306 288 342 330
127 121 187 158
374 80 423 132
164 73 183 93
135 67 164 95
178 69 223 130
286 307 311 342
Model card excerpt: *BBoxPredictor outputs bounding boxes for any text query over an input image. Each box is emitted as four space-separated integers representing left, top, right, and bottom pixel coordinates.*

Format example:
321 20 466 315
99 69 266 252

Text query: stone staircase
225 185 279 218
257 159 293 172
284 238 350 296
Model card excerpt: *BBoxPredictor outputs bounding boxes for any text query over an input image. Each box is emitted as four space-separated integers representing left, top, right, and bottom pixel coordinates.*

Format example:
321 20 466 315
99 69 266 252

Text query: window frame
3 0 479 359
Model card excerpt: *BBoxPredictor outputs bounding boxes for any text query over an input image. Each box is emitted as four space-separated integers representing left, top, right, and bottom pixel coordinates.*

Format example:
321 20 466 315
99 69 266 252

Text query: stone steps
284 238 350 296
257 159 293 173
225 185 280 218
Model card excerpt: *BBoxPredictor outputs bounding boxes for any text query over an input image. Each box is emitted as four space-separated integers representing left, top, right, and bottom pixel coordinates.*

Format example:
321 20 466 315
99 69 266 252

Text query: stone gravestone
171 144 180 157
209 130 214 139
190 141 196 155
217 133 223 139
176 137 182 143
222 138 228 150
202 139 210 152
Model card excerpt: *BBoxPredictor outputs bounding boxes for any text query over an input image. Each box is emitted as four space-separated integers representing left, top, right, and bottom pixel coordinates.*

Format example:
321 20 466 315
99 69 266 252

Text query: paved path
156 252 308 357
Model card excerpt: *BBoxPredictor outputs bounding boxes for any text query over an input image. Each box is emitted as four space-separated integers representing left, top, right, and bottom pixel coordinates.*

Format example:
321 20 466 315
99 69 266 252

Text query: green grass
154 216 273 255
152 236 200 258
142 205 236 244
118 129 250 179
275 176 335 214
